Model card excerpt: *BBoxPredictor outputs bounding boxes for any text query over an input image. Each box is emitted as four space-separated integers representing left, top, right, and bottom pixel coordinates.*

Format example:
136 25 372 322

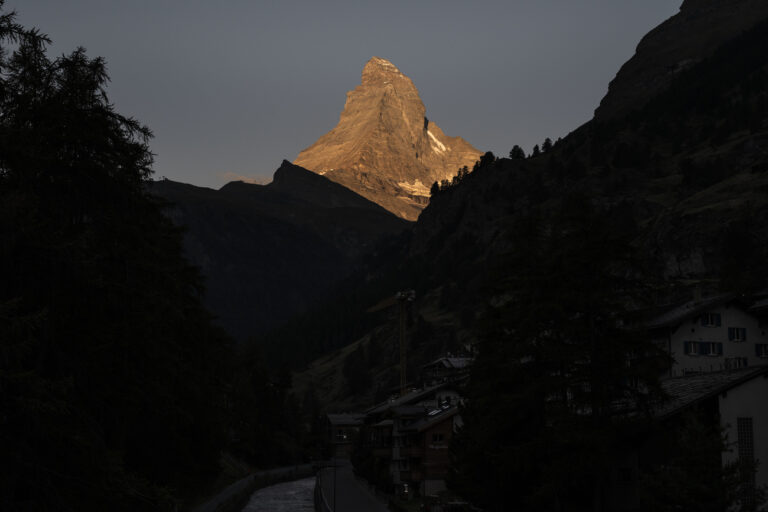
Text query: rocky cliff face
294 57 482 221
595 0 768 121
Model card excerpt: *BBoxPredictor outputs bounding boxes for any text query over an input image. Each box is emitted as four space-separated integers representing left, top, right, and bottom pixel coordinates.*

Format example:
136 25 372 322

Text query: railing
314 470 333 512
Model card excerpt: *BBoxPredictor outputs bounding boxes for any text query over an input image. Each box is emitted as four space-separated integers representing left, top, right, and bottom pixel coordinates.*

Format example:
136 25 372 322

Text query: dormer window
701 313 721 327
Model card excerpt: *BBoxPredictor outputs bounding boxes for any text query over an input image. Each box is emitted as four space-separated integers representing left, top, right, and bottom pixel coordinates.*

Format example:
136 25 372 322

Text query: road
319 459 388 512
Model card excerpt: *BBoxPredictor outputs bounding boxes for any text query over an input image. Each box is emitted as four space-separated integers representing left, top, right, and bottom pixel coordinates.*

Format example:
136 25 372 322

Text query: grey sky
8 1 681 189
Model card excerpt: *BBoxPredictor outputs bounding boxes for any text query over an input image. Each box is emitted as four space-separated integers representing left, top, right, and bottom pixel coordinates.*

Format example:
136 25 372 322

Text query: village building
646 292 768 376
610 366 768 510
326 413 365 458
354 378 466 497
421 356 473 386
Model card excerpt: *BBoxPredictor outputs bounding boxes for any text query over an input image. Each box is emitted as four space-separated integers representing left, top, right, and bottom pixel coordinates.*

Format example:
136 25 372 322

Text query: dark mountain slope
150 161 409 341
595 0 768 121
413 7 768 300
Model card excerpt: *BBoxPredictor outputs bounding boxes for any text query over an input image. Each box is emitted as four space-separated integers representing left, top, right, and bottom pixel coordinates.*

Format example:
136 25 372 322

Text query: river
241 476 315 512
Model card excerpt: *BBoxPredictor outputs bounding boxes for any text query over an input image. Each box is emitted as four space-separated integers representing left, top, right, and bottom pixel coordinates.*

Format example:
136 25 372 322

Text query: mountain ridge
294 57 482 220
150 161 410 341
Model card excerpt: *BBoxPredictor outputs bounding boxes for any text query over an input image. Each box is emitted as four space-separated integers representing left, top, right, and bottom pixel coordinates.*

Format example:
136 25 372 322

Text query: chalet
356 379 466 497
657 366 768 498
398 405 461 496
606 366 768 511
646 292 768 376
421 356 472 386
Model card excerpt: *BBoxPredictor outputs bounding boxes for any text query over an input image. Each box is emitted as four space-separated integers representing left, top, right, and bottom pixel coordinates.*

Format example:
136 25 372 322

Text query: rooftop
656 365 768 418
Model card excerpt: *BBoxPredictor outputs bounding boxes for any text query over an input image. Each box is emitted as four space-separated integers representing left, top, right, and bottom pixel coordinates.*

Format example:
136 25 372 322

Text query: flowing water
241 476 315 512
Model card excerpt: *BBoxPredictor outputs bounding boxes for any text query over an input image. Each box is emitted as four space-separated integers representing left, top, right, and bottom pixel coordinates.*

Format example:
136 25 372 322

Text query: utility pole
396 290 415 397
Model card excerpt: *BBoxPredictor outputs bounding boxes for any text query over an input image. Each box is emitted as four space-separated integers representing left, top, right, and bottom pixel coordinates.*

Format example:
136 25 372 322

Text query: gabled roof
655 365 768 419
645 293 735 329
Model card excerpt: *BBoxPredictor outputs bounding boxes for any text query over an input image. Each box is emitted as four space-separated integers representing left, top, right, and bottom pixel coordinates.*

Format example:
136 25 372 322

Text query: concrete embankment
193 463 315 512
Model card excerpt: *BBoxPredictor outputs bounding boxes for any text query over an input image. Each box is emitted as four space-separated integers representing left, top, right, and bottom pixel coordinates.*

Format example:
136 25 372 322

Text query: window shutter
684 341 690 354
718 343 723 356
758 345 763 357
728 327 734 341
742 328 747 341
716 314 721 327
701 316 706 327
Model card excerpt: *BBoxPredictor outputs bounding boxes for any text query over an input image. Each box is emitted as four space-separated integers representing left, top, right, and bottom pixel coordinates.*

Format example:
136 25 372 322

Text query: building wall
670 306 768 374
719 374 768 491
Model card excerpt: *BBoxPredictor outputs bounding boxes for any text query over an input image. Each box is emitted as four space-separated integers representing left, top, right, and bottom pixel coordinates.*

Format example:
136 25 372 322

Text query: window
701 313 722 327
705 342 723 356
756 344 768 358
728 327 747 341
432 433 445 444
685 341 722 356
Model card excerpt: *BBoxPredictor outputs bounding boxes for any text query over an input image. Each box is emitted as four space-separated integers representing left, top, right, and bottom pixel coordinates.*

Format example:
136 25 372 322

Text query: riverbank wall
192 463 315 512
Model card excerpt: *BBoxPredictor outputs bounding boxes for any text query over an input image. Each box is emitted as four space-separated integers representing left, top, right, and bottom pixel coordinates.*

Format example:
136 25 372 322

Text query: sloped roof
401 406 459 433
423 357 473 370
645 293 734 329
655 365 768 418
365 382 452 416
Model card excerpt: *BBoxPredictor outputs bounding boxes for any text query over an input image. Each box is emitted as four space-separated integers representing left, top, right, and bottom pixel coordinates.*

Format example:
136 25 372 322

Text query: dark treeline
0 5 306 510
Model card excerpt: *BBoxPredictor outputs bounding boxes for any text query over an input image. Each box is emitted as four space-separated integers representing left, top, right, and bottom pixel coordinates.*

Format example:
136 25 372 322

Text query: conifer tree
509 145 526 159
0 4 233 508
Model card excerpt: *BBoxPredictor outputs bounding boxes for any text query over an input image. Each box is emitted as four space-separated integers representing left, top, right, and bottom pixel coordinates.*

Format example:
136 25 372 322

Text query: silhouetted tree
531 144 541 157
509 145 526 159
452 197 669 512
542 137 553 153
0 4 234 509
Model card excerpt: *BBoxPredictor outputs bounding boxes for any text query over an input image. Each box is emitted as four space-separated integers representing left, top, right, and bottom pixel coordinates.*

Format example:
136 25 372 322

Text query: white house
646 293 768 376
656 366 768 502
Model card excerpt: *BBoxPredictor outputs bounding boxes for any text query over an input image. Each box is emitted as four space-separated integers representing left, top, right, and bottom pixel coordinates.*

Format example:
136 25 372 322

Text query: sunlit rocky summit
294 57 482 221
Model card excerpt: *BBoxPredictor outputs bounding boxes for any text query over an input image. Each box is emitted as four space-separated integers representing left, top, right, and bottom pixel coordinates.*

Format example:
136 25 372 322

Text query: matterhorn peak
294 58 481 221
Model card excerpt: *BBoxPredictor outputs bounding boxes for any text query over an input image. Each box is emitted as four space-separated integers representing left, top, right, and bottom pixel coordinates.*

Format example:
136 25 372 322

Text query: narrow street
319 459 388 512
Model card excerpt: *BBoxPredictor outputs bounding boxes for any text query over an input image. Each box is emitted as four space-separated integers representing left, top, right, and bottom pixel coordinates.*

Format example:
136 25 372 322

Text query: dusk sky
10 1 681 189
